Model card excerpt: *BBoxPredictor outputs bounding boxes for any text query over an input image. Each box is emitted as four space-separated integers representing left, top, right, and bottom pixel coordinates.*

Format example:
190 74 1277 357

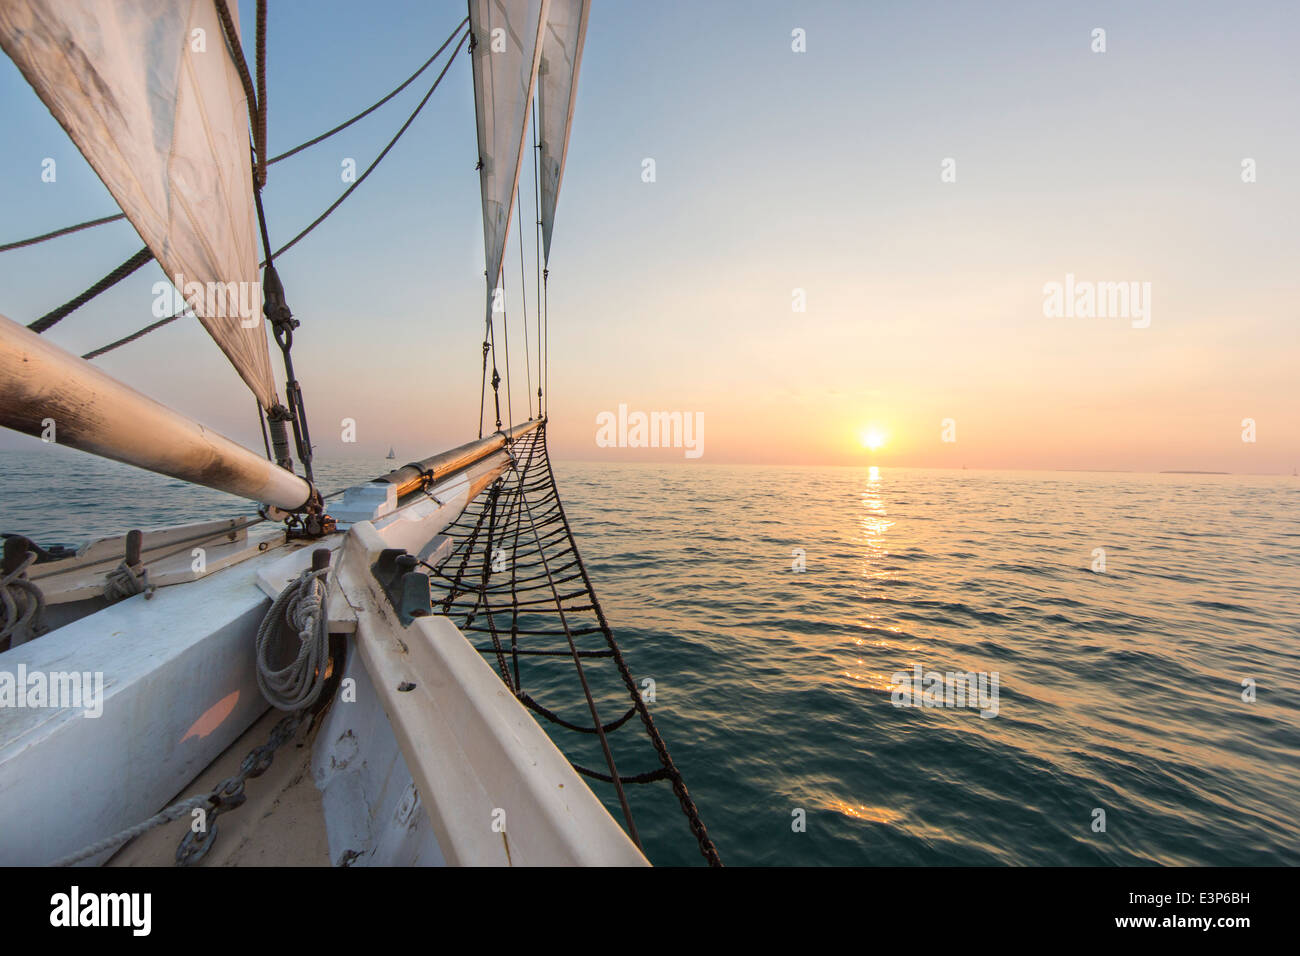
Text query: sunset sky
1 0 1296 473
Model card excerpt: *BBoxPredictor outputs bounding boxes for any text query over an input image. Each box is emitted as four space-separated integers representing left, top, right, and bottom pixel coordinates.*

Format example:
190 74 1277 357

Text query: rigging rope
18 17 466 366
72 25 467 360
481 308 504 437
1 20 468 255
0 213 127 255
254 0 269 189
26 246 153 334
267 16 468 165
222 0 319 482
214 0 265 185
502 283 514 430
427 425 723 866
80 311 183 360
478 340 490 439
532 97 544 414
266 27 467 260
517 189 532 419
542 267 549 417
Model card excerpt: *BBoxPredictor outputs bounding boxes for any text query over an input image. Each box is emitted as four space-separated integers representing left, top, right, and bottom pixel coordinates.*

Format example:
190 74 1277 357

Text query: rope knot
103 560 152 604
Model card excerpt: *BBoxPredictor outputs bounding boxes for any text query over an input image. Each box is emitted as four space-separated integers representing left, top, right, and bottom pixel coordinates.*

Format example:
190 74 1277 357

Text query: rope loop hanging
255 558 332 712
0 548 46 651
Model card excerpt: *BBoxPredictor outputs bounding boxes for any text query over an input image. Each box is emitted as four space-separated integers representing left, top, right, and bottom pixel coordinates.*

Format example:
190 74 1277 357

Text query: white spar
0 313 311 511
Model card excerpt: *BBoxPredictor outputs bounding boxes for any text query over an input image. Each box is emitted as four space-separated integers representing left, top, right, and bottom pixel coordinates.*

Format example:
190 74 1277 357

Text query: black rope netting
425 423 721 867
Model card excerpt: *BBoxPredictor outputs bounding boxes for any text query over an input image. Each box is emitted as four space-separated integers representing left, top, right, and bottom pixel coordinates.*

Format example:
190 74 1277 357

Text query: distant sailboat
386 446 396 460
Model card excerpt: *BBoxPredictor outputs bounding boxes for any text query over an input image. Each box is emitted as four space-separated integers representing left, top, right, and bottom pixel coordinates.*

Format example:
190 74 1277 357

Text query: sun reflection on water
860 467 894 572
823 798 904 825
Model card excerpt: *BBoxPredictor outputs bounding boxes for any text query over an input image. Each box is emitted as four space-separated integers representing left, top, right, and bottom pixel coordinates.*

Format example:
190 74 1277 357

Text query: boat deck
109 707 331 867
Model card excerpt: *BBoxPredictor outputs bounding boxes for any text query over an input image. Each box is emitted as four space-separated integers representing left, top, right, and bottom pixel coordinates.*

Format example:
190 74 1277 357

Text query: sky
0 0 1297 473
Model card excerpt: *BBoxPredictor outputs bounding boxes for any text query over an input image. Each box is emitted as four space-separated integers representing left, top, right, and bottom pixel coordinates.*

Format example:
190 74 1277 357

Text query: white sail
536 0 589 264
469 0 550 298
0 0 277 409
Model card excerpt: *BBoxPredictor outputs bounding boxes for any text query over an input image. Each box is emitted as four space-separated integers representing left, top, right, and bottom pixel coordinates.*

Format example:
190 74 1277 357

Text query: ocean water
2 449 1297 866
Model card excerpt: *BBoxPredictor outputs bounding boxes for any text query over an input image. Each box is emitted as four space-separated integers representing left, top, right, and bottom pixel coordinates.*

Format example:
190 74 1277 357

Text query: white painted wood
0 555 276 865
252 536 358 634
35 518 251 567
337 519 648 866
253 538 342 598
29 518 284 605
370 454 508 562
311 650 446 865
0 452 647 867
332 482 397 529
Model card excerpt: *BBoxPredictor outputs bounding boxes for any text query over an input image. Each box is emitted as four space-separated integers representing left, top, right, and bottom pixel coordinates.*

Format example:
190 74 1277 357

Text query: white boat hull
0 454 647 867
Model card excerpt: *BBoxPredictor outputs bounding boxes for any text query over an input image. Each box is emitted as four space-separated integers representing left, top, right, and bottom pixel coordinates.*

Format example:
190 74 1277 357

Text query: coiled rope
0 552 46 650
255 565 331 711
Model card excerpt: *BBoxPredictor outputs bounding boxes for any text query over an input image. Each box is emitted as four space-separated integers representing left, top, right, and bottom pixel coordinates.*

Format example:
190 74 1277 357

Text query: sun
860 427 887 452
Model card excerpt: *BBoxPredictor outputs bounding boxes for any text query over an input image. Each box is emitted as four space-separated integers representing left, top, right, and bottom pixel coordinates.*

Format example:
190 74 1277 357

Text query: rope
269 29 467 260
427 424 724 866
518 691 638 735
0 214 127 254
26 246 153 333
542 268 549 417
517 189 532 418
510 450 641 847
573 764 672 785
532 96 544 412
543 443 721 865
478 340 490 439
502 279 514 431
0 552 46 650
1 19 469 255
80 311 184 360
103 560 151 603
266 16 467 165
50 794 215 867
434 427 642 847
50 710 306 867
485 311 503 433
254 0 268 189
76 27 468 360
255 566 331 711
214 0 263 182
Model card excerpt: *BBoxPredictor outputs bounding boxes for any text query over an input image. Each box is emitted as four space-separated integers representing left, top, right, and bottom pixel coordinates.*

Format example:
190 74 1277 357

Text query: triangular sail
469 0 550 299
536 0 589 264
0 0 278 409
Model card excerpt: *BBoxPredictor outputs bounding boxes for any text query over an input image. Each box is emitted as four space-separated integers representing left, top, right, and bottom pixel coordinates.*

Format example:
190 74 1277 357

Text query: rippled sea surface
3 450 1297 866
